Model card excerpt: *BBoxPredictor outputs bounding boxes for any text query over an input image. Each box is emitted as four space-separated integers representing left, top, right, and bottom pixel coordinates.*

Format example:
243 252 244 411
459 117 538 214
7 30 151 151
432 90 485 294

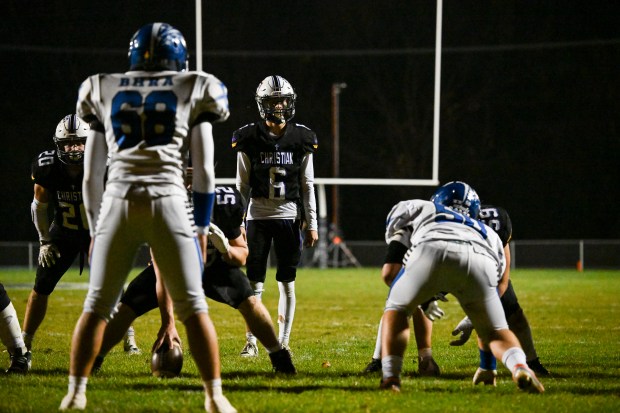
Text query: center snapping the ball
151 343 184 378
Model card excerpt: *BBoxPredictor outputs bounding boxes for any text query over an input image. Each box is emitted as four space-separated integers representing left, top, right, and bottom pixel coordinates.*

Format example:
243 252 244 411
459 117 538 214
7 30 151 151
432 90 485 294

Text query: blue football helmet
128 22 188 71
430 181 481 218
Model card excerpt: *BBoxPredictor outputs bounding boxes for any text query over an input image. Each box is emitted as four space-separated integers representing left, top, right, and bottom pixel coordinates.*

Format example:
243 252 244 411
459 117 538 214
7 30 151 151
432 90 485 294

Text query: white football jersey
385 199 506 276
77 70 229 197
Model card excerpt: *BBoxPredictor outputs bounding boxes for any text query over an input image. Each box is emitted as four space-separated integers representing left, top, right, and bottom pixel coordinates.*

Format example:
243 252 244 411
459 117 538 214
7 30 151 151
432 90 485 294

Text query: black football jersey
204 185 246 269
478 205 512 246
231 122 318 201
31 150 89 233
212 185 244 240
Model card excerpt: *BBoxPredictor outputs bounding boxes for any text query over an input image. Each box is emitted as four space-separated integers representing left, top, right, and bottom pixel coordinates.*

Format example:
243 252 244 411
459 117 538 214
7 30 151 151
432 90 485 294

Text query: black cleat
269 348 297 374
527 357 550 376
363 358 382 373
6 349 31 374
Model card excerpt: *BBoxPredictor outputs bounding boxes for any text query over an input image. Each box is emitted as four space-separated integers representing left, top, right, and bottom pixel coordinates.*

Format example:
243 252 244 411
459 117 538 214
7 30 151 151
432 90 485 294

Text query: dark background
1 1 618 243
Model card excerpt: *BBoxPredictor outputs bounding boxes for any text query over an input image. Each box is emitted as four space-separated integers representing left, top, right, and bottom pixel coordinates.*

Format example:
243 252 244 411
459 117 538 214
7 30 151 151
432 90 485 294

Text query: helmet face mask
255 75 297 124
128 22 188 72
54 115 88 165
430 181 481 219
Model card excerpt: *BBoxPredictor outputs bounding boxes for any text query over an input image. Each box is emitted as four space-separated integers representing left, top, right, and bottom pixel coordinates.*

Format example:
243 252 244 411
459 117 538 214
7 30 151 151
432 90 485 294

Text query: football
151 343 184 378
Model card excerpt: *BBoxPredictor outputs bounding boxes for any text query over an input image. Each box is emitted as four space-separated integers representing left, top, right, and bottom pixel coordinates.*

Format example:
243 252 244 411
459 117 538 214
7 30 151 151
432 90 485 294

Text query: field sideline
1 267 619 412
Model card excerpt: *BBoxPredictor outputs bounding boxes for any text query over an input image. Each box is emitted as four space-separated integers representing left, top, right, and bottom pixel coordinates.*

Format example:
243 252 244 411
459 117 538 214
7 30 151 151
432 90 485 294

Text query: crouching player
93 185 296 375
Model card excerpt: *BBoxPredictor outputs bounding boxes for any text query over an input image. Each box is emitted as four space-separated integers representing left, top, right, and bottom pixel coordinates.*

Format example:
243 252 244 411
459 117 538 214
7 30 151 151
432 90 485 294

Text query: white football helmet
54 114 88 165
255 75 297 124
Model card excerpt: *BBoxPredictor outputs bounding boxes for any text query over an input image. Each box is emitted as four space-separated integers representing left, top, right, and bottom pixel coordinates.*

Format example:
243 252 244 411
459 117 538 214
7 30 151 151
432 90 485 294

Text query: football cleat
527 357 550 376
240 341 258 358
6 349 31 374
379 376 401 393
513 364 545 393
123 334 141 355
473 367 497 386
59 392 87 410
205 394 237 413
269 348 297 374
363 358 382 373
418 356 441 377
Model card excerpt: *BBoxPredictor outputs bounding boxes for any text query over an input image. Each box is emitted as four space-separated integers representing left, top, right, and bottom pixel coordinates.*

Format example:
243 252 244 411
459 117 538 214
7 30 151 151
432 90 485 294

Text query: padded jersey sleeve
190 73 230 126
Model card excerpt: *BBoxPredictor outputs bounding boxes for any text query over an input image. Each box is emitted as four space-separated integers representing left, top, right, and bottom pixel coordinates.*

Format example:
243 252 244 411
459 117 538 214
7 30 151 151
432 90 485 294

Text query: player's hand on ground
450 316 474 346
423 300 445 321
208 223 230 253
38 243 61 267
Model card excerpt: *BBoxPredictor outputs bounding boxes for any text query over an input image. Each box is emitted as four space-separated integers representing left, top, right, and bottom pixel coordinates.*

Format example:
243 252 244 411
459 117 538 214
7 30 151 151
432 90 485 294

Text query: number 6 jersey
76 70 229 197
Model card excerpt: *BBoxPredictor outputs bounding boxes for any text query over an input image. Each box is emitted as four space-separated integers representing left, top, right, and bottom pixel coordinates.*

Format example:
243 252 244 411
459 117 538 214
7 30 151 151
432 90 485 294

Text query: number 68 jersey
76 70 229 196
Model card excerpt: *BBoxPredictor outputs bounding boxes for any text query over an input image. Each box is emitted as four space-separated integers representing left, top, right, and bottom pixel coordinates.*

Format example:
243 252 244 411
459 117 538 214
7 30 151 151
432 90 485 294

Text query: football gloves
423 300 445 321
208 223 230 254
450 316 474 346
38 243 60 267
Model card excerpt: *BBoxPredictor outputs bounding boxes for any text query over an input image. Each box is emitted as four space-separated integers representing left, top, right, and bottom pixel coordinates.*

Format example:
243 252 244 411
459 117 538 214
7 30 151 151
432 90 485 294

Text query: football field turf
1 267 619 412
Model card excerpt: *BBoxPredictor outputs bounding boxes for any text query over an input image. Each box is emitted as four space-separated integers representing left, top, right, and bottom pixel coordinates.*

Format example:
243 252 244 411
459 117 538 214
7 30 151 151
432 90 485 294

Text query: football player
25 115 139 365
378 181 544 394
450 204 550 385
364 204 550 382
60 23 235 413
92 184 296 375
0 283 30 373
232 75 318 356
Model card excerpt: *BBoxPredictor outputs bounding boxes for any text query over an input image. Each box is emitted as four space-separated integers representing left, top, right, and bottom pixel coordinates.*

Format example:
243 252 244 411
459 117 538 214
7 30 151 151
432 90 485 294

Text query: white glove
450 316 474 346
38 243 61 267
208 223 230 254
423 300 445 321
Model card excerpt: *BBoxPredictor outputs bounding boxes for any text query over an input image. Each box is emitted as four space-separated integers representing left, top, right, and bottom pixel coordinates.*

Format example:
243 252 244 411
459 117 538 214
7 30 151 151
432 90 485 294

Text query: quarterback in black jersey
232 75 318 356
23 114 91 355
92 185 296 375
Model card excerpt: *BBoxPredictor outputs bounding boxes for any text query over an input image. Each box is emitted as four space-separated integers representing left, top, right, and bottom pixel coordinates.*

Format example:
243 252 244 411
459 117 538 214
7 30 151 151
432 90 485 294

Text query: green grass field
1 267 619 412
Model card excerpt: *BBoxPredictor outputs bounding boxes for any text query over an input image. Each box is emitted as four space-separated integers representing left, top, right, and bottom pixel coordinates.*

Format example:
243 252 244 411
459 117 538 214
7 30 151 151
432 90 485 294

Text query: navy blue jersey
31 150 89 234
478 205 512 246
231 122 318 201
205 185 245 268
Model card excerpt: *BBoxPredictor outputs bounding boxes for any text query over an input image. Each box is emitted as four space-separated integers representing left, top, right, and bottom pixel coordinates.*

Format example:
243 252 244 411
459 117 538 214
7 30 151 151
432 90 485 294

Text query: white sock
250 282 264 301
372 320 382 360
502 347 527 373
126 325 135 338
277 281 295 345
245 331 257 345
381 355 403 380
68 376 88 395
0 302 27 354
204 378 223 398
